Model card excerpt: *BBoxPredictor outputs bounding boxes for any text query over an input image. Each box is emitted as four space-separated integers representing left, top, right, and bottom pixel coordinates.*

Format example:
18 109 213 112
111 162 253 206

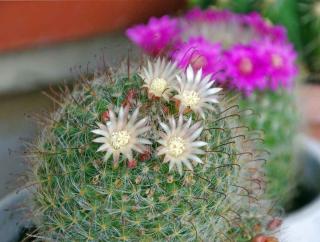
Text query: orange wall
0 1 185 52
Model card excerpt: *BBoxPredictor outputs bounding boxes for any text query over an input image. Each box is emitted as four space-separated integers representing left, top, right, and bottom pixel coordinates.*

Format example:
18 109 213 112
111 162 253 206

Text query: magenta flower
185 7 234 23
223 44 267 94
126 15 180 56
171 37 224 77
241 12 287 43
126 8 299 95
258 41 298 90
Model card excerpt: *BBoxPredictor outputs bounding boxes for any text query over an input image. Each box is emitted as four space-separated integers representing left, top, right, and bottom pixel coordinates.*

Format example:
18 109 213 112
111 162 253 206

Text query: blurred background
0 1 186 199
0 1 320 241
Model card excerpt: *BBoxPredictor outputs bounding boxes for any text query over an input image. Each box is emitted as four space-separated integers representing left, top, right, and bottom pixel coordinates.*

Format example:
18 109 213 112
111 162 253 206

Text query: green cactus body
239 90 298 207
30 60 272 241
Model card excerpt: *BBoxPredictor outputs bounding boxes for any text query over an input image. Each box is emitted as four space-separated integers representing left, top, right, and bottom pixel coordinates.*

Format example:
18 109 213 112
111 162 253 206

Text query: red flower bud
101 111 110 123
139 149 151 161
128 159 137 169
127 89 137 100
267 218 282 231
252 235 278 242
162 105 169 114
266 237 279 242
121 100 131 108
252 235 266 242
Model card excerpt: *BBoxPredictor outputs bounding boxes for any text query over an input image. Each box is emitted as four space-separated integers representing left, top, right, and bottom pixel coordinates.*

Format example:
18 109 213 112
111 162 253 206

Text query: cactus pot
0 188 34 242
279 135 320 241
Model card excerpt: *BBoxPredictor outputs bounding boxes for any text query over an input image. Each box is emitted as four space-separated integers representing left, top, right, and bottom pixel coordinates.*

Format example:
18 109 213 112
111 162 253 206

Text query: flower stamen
271 54 283 68
111 131 130 150
181 91 201 107
168 137 186 158
239 57 253 74
150 78 167 96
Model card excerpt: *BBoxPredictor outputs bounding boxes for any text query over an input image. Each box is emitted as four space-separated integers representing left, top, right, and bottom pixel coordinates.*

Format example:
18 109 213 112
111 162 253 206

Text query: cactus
29 58 276 241
194 0 302 207
239 90 298 207
126 8 299 210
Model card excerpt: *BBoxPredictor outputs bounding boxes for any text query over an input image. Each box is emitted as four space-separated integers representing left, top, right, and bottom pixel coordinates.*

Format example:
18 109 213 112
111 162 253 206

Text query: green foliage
239 90 298 208
296 0 320 78
30 61 273 241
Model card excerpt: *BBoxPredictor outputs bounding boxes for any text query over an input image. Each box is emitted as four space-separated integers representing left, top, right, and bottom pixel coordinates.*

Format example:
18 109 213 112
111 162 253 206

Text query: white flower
92 106 151 163
140 58 179 101
174 65 222 119
157 115 207 175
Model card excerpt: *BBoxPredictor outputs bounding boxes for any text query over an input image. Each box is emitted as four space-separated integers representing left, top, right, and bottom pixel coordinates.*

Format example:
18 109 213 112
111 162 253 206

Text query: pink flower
185 7 234 23
241 12 287 43
126 8 299 95
171 37 224 77
258 41 298 90
223 44 267 94
126 15 180 56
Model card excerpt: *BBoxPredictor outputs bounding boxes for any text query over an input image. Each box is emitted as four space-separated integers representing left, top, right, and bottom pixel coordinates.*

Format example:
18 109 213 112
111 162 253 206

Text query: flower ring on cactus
92 106 151 163
125 15 180 56
157 115 206 175
140 58 179 101
171 36 224 77
174 65 222 118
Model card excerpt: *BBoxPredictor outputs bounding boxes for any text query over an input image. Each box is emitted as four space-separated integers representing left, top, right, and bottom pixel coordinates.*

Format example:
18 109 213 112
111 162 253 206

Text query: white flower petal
93 137 108 143
191 141 207 147
160 122 171 134
189 155 203 164
186 65 194 82
97 144 110 152
174 64 220 118
156 115 206 175
91 107 150 164
182 159 193 170
92 129 109 137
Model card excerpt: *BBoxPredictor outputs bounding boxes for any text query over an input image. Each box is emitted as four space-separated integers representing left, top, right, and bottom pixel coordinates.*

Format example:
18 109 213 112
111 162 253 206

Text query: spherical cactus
239 89 298 207
29 58 275 241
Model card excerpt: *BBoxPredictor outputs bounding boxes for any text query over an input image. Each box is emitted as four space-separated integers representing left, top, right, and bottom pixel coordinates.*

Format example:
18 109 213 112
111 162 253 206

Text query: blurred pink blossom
126 15 180 56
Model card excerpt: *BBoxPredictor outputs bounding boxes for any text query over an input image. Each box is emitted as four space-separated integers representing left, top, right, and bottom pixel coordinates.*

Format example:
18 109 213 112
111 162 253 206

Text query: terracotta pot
0 1 186 52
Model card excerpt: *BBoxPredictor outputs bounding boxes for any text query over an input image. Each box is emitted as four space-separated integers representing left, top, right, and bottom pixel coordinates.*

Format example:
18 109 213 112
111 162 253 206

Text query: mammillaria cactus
29 57 277 241
126 8 299 207
239 90 298 206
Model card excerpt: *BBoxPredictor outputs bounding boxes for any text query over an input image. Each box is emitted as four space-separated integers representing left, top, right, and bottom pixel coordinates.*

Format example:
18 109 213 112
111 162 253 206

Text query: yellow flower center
181 90 200 107
111 131 130 150
271 54 283 68
239 57 253 75
150 78 167 96
168 137 186 158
